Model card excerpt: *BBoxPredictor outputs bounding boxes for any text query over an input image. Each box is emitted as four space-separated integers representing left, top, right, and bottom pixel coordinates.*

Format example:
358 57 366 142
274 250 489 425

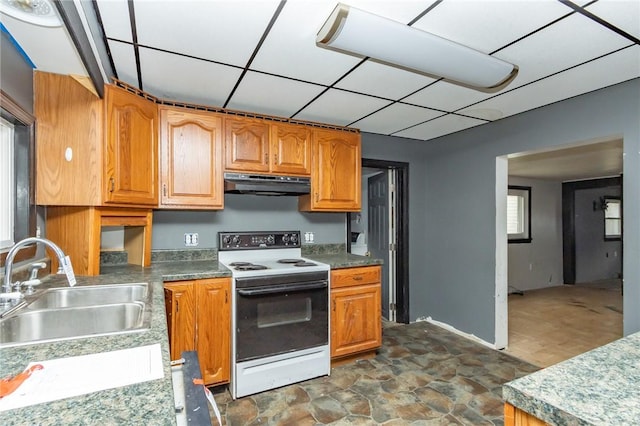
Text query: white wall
508 177 563 291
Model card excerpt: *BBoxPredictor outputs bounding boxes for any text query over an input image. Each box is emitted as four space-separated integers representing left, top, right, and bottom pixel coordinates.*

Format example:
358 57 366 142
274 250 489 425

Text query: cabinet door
224 117 270 172
164 282 196 361
331 283 382 359
300 129 361 212
196 278 231 386
270 123 311 175
104 86 158 206
159 107 224 208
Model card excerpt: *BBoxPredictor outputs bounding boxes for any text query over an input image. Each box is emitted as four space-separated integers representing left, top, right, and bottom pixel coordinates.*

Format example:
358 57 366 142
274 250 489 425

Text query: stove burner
234 264 268 271
294 262 317 267
278 259 304 264
229 262 252 266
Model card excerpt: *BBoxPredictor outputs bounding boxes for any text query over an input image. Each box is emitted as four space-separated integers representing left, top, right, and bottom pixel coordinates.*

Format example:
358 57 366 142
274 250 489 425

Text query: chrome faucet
2 237 76 295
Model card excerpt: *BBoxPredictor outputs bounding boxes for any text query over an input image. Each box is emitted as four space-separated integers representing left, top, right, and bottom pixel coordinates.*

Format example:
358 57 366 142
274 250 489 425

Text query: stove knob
282 235 290 243
222 235 231 245
266 235 275 245
232 235 240 245
290 234 298 244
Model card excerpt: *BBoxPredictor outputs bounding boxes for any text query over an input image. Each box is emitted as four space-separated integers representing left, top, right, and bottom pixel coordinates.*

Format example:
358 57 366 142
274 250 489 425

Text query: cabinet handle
176 300 179 313
225 290 228 304
332 299 335 312
353 276 363 281
315 192 319 202
264 153 268 164
109 177 115 193
274 153 278 164
163 184 167 197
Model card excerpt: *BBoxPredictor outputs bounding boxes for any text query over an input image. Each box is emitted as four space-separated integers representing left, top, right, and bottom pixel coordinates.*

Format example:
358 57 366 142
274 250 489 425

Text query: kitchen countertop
0 261 230 426
307 252 383 268
503 331 640 425
0 253 376 424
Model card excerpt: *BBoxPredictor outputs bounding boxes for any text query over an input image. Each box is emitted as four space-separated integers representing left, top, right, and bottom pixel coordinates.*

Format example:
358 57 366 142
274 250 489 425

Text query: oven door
235 271 328 362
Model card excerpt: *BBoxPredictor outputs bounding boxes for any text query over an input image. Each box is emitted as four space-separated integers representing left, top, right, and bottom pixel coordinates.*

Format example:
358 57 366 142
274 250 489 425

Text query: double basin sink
0 283 151 348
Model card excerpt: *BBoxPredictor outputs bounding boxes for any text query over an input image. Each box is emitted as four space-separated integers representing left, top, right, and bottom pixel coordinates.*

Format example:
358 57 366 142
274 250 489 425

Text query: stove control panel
219 231 301 250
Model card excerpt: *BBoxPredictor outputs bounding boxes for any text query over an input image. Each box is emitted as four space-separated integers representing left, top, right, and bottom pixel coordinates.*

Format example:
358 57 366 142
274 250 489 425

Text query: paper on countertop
0 343 164 412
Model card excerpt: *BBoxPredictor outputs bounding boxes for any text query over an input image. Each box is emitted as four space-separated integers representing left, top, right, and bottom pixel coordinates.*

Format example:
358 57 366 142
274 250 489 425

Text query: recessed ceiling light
0 0 62 27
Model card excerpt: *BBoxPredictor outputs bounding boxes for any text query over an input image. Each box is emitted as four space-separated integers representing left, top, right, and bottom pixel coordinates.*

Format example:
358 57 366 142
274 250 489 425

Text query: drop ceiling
1 0 639 144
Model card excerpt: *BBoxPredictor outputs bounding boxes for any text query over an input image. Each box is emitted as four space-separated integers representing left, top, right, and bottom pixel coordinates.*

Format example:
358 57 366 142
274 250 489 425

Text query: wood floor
504 280 623 368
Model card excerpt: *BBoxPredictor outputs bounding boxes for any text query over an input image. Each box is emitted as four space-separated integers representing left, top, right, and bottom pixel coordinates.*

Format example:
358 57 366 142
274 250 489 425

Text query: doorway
495 137 623 361
347 159 409 324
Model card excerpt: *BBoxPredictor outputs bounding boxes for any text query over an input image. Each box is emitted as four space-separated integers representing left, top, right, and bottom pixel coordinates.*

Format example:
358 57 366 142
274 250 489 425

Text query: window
0 117 14 248
603 197 621 240
507 186 531 243
1 90 36 265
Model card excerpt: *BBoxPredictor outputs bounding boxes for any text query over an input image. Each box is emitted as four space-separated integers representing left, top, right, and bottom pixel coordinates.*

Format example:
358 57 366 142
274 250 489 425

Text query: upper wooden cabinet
104 85 158 206
224 117 311 176
270 122 312 175
159 106 224 209
299 129 361 212
35 72 157 207
224 117 270 173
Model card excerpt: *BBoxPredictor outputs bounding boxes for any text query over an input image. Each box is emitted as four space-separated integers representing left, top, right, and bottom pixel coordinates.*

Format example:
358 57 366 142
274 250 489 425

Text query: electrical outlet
304 232 315 243
184 233 199 247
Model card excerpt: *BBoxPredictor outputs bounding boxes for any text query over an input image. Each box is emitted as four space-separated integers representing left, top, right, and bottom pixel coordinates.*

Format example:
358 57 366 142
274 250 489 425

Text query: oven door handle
237 281 327 296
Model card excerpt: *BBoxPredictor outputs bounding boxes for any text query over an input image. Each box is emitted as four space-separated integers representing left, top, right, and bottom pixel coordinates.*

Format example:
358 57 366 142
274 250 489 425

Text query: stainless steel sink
0 302 149 347
0 282 152 348
26 283 149 309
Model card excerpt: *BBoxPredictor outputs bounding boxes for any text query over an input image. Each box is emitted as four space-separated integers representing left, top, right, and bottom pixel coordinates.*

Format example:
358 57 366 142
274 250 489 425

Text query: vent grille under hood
224 172 311 196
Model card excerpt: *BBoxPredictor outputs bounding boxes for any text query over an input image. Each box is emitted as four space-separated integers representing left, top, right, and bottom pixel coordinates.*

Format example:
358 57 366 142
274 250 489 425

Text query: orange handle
0 364 43 398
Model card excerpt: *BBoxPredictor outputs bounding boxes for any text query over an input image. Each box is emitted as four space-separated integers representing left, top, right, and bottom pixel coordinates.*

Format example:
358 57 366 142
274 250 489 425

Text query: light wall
507 176 563 292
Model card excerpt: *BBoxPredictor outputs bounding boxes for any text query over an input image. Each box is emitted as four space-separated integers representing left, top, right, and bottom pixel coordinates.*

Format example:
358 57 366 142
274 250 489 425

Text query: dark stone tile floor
210 321 539 425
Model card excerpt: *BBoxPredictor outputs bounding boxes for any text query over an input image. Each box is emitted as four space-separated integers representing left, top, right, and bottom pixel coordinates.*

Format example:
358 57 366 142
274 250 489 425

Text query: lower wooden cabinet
330 266 382 360
504 403 548 426
164 277 230 386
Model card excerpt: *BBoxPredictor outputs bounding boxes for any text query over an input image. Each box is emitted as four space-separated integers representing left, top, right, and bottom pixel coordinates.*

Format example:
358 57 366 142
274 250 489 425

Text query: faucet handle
22 279 42 295
28 262 47 280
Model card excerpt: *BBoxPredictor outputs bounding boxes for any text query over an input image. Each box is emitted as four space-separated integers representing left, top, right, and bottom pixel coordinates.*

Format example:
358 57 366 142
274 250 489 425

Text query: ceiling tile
139 47 242 107
351 103 444 135
226 71 326 118
459 46 640 120
498 12 633 90
394 114 486 141
412 0 570 53
403 80 495 113
250 1 362 85
133 0 281 67
293 89 390 126
108 40 137 87
334 60 436 100
586 0 640 39
0 14 86 76
95 0 131 42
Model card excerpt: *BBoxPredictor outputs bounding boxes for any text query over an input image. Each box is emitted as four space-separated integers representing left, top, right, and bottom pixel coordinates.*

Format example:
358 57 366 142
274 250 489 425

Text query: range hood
224 172 310 196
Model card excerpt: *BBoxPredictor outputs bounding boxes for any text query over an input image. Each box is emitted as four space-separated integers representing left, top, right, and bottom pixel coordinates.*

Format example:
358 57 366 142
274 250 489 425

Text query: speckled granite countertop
306 252 383 268
0 261 230 425
503 332 640 425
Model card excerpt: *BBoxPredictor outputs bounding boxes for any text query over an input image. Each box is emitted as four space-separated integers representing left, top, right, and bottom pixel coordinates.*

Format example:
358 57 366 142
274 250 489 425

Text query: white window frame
507 185 531 243
603 196 622 241
0 116 14 249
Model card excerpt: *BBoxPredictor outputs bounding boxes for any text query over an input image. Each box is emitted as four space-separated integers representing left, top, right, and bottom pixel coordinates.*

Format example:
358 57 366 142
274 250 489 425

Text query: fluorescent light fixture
317 3 518 90
0 0 62 27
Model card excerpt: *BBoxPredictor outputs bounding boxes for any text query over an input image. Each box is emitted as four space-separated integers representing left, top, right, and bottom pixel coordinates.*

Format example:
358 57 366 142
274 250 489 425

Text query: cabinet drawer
331 266 380 288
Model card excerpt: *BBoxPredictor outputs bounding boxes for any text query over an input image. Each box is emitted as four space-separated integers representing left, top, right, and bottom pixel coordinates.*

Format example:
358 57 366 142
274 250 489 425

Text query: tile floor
210 321 538 425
